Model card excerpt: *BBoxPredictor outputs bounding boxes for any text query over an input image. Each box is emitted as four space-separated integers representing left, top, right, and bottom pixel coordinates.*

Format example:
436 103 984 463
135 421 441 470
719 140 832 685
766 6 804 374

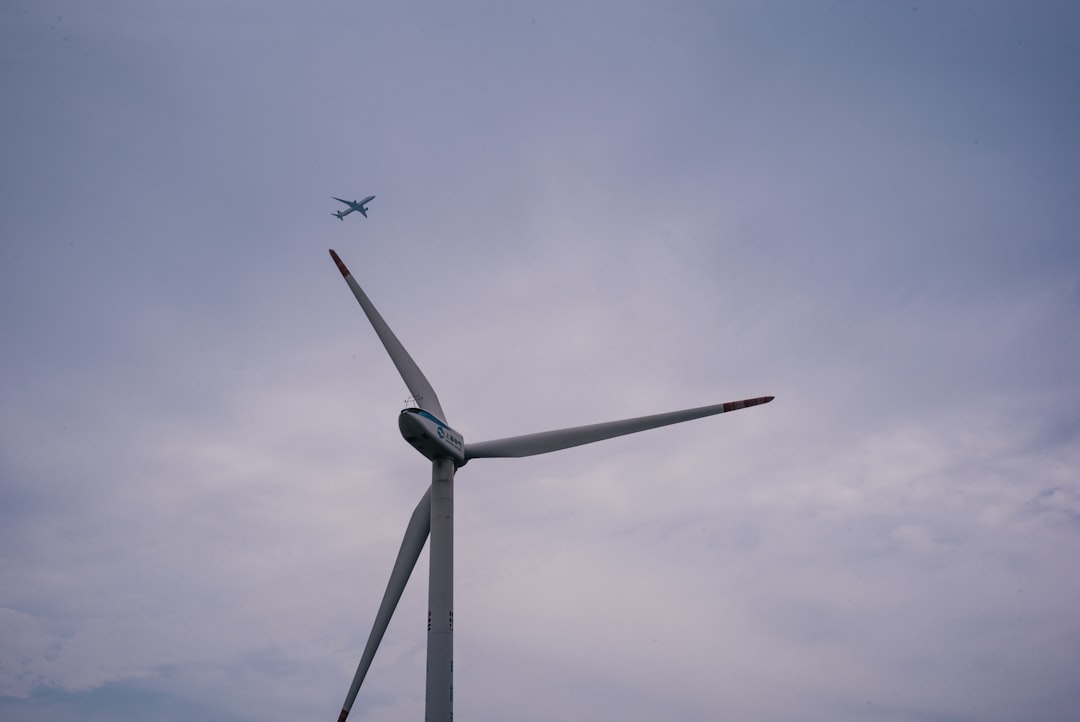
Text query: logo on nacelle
436 425 464 452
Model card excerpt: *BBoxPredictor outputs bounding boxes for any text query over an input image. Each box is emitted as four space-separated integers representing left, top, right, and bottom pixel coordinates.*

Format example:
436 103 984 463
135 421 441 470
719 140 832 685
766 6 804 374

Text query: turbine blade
465 396 773 460
339 488 432 722
329 249 447 421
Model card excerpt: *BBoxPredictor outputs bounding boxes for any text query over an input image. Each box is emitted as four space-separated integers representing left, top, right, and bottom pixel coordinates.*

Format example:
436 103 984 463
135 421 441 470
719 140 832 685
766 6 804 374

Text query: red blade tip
329 249 351 278
721 396 775 412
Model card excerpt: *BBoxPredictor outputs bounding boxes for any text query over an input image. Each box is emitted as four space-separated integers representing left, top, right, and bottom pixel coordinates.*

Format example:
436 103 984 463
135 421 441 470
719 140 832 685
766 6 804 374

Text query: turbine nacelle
398 408 466 465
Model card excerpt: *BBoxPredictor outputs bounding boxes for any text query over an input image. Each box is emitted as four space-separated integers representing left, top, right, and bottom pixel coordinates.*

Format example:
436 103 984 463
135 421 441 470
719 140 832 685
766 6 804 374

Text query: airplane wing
357 196 374 218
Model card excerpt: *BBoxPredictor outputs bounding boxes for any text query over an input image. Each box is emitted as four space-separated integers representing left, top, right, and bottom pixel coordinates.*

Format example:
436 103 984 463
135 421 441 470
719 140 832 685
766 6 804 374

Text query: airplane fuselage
398 408 466 465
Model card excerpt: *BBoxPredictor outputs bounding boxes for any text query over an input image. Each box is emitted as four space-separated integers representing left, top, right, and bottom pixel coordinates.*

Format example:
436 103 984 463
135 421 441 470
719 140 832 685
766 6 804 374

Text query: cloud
2 2 1079 721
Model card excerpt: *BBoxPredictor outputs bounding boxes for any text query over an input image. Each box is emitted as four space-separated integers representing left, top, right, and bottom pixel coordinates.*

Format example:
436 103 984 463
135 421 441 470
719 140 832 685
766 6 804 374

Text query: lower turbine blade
465 396 774 460
338 487 432 722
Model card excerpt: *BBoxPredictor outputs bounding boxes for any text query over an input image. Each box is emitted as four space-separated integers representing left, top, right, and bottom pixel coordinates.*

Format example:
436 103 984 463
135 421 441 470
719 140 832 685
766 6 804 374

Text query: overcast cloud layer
2 2 1079 721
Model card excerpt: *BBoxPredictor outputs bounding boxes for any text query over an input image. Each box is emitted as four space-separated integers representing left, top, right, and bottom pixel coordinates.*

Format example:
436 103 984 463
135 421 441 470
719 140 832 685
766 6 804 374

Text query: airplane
332 195 375 220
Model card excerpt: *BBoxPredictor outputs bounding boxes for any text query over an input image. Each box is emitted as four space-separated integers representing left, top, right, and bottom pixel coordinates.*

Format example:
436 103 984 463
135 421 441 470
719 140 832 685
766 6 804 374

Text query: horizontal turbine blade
330 249 446 421
465 396 773 460
339 487 432 722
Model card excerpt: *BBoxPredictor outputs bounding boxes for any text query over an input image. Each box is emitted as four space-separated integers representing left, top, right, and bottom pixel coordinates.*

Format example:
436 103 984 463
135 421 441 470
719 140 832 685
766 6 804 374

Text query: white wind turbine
327 248 773 722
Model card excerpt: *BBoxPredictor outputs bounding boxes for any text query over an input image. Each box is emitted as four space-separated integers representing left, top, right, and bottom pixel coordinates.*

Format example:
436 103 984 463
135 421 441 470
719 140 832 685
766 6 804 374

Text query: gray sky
2 2 1079 721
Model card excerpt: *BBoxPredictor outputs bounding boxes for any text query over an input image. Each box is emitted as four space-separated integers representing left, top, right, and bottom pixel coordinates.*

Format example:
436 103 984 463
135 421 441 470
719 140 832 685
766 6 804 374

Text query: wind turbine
327 248 773 722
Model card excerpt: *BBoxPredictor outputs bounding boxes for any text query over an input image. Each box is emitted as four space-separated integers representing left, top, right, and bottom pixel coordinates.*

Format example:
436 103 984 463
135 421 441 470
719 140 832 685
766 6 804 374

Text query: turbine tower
327 249 772 722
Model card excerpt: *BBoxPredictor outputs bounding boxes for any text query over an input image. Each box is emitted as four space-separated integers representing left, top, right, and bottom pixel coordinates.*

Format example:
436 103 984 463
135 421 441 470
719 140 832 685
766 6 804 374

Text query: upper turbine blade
330 249 447 421
339 487 432 722
465 396 773 460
